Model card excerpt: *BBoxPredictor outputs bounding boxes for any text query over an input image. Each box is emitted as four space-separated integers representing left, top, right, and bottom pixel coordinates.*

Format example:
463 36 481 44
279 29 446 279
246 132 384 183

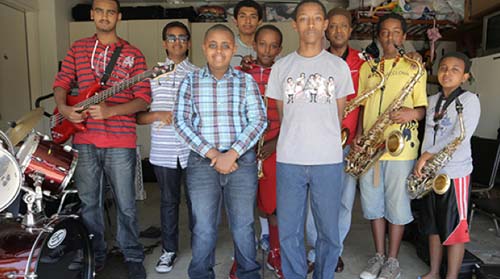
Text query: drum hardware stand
21 173 45 229
56 189 78 215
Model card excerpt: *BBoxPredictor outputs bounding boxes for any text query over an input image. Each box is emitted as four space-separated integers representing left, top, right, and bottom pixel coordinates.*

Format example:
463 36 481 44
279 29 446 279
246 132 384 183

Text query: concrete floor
97 182 500 279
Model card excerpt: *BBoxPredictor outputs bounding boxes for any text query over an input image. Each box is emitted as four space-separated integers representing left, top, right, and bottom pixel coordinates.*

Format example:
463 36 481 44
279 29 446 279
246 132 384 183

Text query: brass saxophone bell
386 130 404 157
432 174 450 195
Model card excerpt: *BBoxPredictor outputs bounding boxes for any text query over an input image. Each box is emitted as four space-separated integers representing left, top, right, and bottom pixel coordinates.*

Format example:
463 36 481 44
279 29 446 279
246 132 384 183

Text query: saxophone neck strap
434 87 465 122
433 87 465 145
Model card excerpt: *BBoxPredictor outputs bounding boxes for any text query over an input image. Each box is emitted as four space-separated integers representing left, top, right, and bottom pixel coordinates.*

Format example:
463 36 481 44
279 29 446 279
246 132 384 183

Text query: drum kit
0 109 94 279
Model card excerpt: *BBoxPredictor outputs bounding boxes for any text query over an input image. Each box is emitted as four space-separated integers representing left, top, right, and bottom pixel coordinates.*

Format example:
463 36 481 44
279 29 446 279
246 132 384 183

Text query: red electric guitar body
50 64 174 144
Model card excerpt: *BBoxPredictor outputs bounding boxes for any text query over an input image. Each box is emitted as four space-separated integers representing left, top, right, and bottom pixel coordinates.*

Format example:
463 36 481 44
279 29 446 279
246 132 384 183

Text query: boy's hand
214 149 239 174
59 104 85 123
390 107 415 124
413 152 433 177
351 135 363 152
240 55 255 71
87 103 113 120
206 148 221 167
155 111 173 126
258 138 277 160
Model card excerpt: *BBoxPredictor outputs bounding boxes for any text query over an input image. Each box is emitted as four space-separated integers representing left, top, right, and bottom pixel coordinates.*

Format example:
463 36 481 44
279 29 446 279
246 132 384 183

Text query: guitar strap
100 46 122 86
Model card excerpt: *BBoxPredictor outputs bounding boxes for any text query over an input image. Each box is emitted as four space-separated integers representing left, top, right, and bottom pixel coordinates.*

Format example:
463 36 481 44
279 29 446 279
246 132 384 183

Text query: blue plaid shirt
174 66 267 157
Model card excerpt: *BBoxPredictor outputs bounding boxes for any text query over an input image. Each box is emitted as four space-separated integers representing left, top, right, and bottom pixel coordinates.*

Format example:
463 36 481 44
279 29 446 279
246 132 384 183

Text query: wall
464 53 500 139
22 0 84 134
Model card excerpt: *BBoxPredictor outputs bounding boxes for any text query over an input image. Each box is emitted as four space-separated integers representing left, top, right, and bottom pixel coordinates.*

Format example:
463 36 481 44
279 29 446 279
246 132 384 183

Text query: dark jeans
153 159 193 252
187 151 261 279
73 144 144 264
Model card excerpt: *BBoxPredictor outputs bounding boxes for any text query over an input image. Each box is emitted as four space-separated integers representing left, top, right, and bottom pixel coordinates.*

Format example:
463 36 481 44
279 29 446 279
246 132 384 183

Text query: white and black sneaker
155 250 177 273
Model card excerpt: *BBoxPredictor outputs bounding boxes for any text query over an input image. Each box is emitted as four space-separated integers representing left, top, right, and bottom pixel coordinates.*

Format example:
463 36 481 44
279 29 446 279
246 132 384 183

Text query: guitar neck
77 69 153 109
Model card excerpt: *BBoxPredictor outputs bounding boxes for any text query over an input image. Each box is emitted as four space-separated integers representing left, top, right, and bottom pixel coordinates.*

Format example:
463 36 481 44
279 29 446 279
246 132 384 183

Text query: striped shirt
149 58 198 169
174 66 267 157
53 35 151 148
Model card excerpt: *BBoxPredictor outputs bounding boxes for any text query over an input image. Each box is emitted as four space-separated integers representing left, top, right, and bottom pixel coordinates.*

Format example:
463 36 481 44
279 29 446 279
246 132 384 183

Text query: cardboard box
466 0 500 20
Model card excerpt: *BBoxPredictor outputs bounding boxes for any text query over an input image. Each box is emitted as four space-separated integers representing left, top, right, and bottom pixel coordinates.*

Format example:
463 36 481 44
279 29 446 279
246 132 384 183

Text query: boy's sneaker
155 250 177 273
359 253 385 279
126 261 146 279
266 249 284 278
228 260 238 279
259 234 270 252
378 257 401 279
307 260 315 274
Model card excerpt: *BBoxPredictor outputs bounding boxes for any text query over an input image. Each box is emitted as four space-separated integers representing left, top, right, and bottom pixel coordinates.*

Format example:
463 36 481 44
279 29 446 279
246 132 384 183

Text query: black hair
234 0 263 21
204 24 235 41
327 7 353 27
162 21 191 57
440 52 472 73
254 25 283 47
292 0 327 21
377 13 407 34
92 0 120 12
162 21 191 41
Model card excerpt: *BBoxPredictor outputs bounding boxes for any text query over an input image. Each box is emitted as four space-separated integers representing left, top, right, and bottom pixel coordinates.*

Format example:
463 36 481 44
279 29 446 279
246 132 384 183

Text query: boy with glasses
137 21 197 274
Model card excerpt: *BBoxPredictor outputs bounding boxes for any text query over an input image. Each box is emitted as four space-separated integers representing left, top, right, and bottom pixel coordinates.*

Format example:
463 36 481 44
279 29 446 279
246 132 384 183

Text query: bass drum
0 216 94 279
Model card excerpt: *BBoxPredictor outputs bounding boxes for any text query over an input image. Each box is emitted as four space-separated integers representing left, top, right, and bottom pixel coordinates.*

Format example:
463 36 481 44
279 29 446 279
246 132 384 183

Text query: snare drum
0 216 94 279
0 148 22 212
16 132 78 197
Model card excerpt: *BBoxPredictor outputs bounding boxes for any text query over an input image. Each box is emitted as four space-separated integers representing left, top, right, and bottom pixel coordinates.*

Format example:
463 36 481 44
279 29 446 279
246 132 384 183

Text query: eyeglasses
166 34 189 43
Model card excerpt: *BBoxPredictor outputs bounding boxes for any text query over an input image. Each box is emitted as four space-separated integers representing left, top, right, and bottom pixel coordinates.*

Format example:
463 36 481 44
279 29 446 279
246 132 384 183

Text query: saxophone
341 52 386 148
407 97 465 199
345 46 425 177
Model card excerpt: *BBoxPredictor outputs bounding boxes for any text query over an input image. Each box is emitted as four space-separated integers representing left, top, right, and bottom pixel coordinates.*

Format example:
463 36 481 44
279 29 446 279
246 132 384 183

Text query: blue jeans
277 162 342 279
153 160 193 253
186 151 260 279
73 144 144 263
306 146 357 258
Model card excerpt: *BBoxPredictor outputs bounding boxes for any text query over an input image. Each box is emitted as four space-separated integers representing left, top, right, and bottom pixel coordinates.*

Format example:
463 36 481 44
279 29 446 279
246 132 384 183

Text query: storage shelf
351 11 457 40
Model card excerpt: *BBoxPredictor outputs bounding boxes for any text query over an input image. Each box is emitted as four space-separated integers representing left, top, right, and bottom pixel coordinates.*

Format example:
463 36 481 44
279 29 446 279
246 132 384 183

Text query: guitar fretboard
51 64 173 124
77 69 154 109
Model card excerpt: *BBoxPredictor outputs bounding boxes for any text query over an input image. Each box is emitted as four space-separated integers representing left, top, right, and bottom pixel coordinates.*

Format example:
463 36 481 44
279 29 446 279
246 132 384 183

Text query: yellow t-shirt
358 57 428 160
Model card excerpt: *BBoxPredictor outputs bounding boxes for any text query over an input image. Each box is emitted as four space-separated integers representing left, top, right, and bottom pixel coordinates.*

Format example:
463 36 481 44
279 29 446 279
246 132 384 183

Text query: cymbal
6 108 43 146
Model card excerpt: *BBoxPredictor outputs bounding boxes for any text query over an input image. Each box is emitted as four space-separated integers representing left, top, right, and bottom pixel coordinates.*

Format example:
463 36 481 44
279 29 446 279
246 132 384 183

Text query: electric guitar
50 64 174 144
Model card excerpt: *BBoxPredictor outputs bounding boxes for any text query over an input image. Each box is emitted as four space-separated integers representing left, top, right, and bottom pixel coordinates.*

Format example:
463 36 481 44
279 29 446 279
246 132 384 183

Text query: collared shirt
174 66 267 157
149 58 198 169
